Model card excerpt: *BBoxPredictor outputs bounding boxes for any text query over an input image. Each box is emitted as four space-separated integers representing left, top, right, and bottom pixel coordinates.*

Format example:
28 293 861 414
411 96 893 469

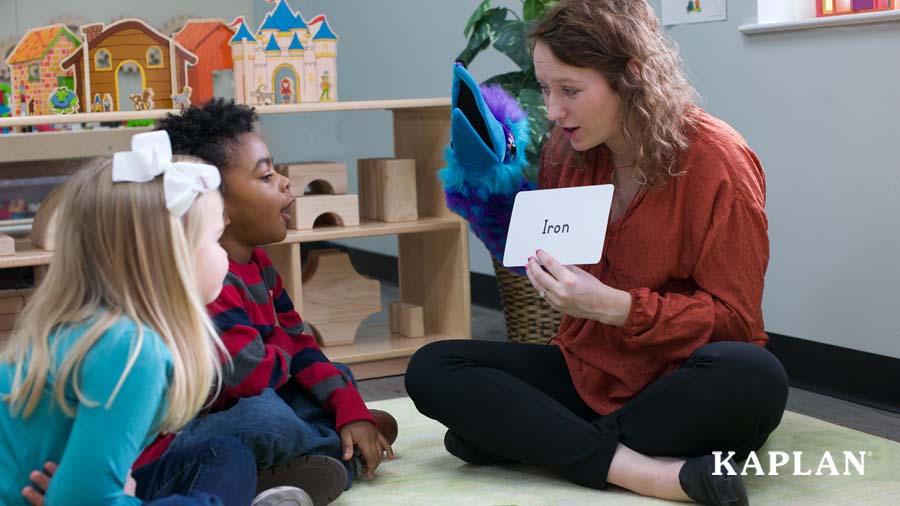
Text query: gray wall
648 0 900 359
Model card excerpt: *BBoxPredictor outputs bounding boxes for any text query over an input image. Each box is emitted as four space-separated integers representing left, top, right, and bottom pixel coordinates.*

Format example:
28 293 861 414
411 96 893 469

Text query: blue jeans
133 435 257 506
166 363 358 489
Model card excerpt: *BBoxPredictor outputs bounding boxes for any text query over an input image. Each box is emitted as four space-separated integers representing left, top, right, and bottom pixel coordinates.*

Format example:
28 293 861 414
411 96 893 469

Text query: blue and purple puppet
440 63 534 275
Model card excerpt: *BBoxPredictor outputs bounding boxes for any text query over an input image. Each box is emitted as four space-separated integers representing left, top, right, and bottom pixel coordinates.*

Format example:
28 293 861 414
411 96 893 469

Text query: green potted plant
456 0 561 344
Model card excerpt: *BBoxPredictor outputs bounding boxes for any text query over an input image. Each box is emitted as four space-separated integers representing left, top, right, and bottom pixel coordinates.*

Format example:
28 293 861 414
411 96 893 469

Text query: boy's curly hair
157 98 258 171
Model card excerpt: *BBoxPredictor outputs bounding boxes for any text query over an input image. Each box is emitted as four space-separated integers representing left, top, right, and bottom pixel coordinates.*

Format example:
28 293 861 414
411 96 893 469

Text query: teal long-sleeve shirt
0 318 172 505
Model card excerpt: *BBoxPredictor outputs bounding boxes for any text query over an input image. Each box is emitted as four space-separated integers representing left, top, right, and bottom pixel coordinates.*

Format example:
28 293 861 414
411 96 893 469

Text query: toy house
5 24 81 116
173 19 235 106
230 0 338 105
816 0 894 16
61 19 198 112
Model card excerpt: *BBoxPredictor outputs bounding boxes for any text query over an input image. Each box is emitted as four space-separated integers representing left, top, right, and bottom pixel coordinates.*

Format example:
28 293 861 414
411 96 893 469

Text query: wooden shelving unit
0 98 470 379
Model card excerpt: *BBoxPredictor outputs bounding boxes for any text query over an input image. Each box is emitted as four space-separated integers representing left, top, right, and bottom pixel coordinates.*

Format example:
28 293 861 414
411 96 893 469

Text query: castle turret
312 18 338 102
230 19 256 104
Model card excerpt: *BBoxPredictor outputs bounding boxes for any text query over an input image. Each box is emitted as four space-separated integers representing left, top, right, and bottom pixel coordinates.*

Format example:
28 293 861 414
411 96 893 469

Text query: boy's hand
22 461 57 506
339 420 394 480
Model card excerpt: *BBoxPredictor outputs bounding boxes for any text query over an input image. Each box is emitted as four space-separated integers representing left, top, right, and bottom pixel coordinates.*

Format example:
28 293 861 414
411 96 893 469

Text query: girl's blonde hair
1 156 223 433
530 0 699 185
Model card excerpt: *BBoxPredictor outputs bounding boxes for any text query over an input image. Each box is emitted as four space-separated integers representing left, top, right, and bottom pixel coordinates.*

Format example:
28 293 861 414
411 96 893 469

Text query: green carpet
335 397 900 505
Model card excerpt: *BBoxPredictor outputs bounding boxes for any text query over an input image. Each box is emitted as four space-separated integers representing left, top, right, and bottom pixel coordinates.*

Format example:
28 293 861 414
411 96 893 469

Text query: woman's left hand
526 249 632 326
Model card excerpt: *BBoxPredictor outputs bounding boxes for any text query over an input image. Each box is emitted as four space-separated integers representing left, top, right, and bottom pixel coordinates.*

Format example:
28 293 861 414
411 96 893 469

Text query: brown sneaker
256 455 346 506
370 409 398 445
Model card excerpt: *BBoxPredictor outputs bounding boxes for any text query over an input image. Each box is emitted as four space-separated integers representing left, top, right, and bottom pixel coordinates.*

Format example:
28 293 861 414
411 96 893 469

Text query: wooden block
31 184 64 251
0 233 13 256
289 194 360 230
357 158 418 223
0 289 26 314
276 162 348 196
397 302 425 338
301 249 381 346
389 302 402 334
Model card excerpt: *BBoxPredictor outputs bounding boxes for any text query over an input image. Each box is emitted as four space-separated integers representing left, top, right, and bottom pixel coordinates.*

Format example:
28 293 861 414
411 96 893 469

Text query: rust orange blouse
538 109 769 415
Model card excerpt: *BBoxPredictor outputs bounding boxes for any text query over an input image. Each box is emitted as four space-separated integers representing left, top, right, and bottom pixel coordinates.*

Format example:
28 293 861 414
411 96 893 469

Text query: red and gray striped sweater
134 247 373 468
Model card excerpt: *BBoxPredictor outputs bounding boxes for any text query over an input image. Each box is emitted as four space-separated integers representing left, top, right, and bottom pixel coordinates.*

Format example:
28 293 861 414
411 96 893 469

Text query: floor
356 283 900 443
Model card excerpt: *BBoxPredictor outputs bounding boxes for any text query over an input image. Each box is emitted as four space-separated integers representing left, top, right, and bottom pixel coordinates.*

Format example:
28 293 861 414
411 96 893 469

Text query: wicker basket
491 258 561 344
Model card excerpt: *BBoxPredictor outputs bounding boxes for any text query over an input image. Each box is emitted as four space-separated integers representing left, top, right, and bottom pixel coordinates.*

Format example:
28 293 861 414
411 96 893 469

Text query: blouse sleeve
622 152 769 349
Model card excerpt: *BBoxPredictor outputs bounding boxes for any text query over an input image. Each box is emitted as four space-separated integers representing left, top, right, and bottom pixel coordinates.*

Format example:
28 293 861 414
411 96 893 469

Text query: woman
406 1 787 505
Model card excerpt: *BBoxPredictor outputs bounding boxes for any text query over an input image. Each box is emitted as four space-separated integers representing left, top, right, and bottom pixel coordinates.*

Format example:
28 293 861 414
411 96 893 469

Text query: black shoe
679 455 749 506
256 455 346 506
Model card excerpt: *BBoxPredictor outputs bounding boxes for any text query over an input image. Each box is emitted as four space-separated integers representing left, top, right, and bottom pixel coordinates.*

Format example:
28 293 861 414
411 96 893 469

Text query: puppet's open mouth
454 72 495 154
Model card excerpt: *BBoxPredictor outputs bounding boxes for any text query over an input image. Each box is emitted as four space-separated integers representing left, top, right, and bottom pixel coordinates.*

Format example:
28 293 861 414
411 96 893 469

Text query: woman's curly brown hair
529 0 699 185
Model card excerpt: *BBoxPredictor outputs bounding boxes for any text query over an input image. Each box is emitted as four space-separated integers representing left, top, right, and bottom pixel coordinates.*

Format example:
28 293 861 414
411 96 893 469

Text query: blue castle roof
292 13 307 30
230 21 256 43
265 0 299 32
312 18 337 40
265 34 280 52
288 32 304 51
259 13 279 32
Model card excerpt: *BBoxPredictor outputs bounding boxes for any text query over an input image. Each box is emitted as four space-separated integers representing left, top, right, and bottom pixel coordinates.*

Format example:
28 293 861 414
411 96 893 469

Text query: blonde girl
1 131 312 506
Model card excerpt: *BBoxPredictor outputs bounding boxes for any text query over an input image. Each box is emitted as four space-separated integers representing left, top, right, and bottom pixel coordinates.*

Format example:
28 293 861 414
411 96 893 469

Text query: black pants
405 340 788 489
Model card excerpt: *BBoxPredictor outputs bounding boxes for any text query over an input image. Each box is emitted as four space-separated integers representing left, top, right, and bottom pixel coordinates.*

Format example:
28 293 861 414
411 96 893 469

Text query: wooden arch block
289 194 359 230
31 184 64 251
276 162 348 196
301 249 381 346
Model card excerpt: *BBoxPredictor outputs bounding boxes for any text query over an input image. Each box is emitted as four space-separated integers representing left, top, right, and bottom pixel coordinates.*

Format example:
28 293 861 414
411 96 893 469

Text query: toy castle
230 0 338 105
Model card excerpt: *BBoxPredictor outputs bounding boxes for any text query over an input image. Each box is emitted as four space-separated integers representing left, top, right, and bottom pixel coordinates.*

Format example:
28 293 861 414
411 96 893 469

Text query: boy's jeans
164 363 359 489
134 435 256 506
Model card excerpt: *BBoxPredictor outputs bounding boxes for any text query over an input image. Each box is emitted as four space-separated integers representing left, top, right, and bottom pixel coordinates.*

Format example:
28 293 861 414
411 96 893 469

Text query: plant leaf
464 0 492 37
523 0 558 22
456 28 492 67
456 8 509 66
492 19 532 71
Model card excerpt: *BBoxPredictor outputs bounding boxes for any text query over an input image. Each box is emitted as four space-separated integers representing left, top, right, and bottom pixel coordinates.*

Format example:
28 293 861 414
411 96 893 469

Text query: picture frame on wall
661 0 728 26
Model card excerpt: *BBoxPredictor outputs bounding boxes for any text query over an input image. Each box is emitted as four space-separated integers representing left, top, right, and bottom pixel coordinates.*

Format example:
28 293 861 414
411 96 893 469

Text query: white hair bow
112 131 221 217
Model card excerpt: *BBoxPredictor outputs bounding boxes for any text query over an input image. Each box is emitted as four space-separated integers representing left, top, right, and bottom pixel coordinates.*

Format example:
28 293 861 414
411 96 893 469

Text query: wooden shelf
0 97 471 381
0 240 52 269
0 217 463 269
323 326 461 379
0 127 153 163
281 217 461 243
0 98 451 128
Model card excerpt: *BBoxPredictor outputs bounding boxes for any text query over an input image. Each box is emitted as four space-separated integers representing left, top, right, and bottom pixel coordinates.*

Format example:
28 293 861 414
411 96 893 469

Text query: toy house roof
61 20 198 70
7 24 80 65
174 20 233 51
